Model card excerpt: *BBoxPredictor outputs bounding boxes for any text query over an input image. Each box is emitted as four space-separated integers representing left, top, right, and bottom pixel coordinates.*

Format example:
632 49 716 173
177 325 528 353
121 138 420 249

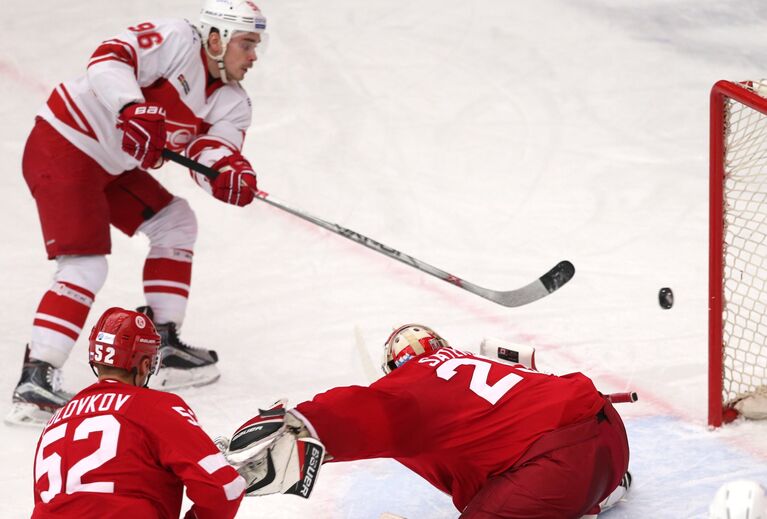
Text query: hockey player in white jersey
8 0 267 425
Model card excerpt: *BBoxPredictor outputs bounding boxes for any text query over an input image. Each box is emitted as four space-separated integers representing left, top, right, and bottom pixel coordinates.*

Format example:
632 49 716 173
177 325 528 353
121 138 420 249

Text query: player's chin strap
204 45 230 84
218 400 326 498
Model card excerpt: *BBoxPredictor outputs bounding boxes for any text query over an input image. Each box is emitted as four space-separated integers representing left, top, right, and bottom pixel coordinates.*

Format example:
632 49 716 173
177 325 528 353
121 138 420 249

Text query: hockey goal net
710 79 767 427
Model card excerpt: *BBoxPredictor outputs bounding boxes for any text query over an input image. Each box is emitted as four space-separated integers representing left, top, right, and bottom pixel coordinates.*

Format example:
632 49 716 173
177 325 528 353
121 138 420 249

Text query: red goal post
710 79 767 427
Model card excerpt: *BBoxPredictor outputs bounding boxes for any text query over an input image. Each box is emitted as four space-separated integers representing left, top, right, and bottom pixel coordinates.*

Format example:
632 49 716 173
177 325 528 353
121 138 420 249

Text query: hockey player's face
225 33 261 81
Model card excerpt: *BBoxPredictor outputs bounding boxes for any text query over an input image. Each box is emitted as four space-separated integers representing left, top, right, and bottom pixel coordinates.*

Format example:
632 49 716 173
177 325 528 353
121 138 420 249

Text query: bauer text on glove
223 400 325 498
118 102 167 170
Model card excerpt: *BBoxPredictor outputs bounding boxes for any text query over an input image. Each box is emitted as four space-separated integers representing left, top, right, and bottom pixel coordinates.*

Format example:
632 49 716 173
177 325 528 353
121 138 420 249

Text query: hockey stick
606 392 638 404
479 340 639 404
163 149 575 307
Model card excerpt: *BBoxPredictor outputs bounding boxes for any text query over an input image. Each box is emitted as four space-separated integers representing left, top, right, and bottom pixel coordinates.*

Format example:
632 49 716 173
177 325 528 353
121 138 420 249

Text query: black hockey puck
659 287 674 309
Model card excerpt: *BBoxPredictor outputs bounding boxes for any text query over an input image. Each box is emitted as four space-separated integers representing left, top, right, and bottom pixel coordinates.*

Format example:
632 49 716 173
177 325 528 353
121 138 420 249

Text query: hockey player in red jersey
220 324 632 518
9 0 268 425
32 307 245 519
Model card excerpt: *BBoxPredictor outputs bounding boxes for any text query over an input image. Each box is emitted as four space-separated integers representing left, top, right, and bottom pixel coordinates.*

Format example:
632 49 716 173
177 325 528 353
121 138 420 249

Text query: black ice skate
137 306 221 390
5 346 73 427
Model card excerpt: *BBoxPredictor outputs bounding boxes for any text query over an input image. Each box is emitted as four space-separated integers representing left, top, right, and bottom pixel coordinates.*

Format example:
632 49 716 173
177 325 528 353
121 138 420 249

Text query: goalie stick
480 340 639 404
163 149 575 307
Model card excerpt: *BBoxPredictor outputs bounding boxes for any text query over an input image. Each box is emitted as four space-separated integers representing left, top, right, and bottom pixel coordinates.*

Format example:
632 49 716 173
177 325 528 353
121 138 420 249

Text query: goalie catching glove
218 400 325 498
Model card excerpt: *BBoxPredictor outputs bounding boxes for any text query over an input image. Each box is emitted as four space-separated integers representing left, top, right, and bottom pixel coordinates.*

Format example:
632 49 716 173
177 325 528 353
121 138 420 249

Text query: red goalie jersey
294 347 615 511
32 379 245 519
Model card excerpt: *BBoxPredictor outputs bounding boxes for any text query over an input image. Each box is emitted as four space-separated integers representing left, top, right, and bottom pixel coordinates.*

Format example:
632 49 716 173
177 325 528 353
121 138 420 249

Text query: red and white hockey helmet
88 307 161 375
198 0 267 46
382 324 449 374
709 480 767 519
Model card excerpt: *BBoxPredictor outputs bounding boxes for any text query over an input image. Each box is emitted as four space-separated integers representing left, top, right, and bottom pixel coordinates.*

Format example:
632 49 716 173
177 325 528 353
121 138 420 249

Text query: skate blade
149 364 221 391
4 402 54 427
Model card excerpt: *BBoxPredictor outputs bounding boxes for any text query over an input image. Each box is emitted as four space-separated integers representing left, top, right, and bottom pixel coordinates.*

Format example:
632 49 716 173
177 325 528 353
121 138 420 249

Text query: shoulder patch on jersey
177 73 191 95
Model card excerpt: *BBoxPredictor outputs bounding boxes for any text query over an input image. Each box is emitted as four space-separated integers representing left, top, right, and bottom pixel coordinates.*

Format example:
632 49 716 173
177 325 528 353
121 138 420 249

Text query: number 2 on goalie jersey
436 358 526 405
35 415 121 502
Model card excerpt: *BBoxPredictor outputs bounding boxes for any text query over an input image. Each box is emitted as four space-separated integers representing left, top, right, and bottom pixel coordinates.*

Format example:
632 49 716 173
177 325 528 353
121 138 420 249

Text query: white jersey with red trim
37 18 251 175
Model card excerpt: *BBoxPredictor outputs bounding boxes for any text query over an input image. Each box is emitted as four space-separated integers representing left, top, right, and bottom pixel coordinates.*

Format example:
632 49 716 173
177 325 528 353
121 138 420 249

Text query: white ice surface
2 0 767 517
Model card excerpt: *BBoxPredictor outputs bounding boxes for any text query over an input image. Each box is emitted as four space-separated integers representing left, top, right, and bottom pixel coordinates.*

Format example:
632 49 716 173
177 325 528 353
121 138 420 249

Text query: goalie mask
709 480 767 519
382 324 449 374
88 307 161 378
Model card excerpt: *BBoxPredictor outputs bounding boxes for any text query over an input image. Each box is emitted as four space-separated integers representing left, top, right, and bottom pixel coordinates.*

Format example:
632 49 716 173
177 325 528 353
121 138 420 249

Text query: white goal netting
721 80 767 414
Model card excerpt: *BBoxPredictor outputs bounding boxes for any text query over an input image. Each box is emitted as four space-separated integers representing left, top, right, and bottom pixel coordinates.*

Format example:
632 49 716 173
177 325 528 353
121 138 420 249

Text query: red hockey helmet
88 307 161 375
382 324 449 374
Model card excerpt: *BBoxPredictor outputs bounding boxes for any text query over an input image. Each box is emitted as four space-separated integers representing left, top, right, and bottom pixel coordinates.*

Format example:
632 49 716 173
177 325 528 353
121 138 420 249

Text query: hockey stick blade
163 149 575 308
464 260 575 307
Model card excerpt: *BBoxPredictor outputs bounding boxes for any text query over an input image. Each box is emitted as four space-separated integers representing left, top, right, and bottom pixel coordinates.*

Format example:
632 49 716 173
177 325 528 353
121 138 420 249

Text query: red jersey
294 347 605 511
32 379 244 519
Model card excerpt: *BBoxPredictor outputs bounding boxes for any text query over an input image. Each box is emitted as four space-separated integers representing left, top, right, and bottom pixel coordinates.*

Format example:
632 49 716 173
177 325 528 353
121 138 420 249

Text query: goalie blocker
219 400 325 499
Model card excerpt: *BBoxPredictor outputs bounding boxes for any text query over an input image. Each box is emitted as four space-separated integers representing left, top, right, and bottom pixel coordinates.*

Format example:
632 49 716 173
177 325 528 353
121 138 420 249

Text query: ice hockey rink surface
2 0 767 517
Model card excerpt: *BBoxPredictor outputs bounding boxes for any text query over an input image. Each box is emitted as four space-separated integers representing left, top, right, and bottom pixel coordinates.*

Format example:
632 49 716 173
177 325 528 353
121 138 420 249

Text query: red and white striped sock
30 281 94 367
143 247 193 325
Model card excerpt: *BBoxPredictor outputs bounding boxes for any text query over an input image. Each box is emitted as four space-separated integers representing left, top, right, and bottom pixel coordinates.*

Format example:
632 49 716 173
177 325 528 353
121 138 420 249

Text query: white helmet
199 0 267 45
709 480 767 519
198 0 267 82
382 324 448 374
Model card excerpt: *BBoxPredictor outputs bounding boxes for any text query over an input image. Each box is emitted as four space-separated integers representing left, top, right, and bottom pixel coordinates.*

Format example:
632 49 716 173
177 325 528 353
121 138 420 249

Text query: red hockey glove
211 153 258 206
118 102 167 170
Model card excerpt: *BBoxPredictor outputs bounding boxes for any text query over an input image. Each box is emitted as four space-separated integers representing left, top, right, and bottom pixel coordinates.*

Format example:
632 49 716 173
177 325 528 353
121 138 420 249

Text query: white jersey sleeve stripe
223 475 247 501
89 55 133 68
89 39 139 75
198 452 229 474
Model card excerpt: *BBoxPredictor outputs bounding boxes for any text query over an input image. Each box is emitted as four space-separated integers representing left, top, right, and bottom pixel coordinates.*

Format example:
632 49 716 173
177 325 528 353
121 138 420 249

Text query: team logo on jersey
135 315 146 329
165 120 198 150
177 74 190 95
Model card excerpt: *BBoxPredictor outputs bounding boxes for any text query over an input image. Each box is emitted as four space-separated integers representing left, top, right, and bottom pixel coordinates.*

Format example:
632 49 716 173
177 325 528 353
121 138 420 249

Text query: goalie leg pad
597 471 632 512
